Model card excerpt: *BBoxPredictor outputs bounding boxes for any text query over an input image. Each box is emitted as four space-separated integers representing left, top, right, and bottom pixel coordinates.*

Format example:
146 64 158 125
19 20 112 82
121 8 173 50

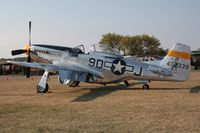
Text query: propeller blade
11 49 27 56
26 67 31 78
27 55 31 62
26 21 32 78
26 55 31 78
29 21 31 45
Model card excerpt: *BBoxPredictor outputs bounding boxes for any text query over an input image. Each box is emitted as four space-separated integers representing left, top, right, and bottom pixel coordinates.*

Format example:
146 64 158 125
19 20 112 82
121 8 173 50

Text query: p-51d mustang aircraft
8 22 191 93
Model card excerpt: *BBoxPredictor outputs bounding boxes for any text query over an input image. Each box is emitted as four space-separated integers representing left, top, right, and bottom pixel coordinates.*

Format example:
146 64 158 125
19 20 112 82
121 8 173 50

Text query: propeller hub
23 44 31 54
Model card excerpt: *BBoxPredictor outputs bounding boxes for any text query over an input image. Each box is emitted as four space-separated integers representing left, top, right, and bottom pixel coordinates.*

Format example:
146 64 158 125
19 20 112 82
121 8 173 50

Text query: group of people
191 56 200 66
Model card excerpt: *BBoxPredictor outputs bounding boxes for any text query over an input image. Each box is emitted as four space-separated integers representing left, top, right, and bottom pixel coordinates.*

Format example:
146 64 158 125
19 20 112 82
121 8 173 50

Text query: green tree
138 34 161 57
120 35 131 55
99 33 122 51
100 33 164 57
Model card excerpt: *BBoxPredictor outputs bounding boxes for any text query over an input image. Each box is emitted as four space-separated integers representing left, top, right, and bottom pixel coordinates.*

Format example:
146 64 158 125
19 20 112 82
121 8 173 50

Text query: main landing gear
68 81 80 87
37 71 49 93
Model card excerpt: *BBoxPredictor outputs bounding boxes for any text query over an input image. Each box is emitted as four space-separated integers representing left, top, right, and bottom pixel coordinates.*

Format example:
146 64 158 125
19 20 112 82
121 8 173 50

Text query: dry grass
0 72 200 133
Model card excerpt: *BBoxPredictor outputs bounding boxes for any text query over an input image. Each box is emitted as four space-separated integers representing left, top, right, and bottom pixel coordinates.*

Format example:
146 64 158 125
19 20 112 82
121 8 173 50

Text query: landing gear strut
37 71 49 93
143 84 149 90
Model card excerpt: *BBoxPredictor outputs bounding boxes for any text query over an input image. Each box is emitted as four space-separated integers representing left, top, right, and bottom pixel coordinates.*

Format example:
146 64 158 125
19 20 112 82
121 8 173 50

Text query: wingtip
6 60 17 64
6 60 12 63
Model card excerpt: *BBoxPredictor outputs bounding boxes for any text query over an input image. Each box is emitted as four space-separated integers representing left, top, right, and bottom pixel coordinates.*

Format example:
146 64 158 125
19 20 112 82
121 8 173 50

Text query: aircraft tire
68 81 80 87
143 84 149 90
37 84 49 93
58 76 64 84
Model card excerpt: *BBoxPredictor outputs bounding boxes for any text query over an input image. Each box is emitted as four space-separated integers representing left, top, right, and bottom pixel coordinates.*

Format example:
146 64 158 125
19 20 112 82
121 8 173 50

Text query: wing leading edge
7 61 103 78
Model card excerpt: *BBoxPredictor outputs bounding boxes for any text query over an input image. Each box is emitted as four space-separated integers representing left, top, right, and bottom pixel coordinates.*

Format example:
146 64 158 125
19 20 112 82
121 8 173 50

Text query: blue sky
0 0 200 58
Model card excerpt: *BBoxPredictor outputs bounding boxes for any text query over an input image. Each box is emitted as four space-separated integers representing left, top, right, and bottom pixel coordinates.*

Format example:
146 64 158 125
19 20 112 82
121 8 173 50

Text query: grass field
0 72 200 133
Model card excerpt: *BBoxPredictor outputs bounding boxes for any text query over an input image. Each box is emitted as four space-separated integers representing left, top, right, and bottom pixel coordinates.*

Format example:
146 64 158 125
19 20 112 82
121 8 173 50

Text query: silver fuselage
30 44 182 84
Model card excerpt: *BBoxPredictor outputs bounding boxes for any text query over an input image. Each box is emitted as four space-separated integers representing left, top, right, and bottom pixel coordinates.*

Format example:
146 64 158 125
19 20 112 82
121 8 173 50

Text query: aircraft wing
7 61 103 78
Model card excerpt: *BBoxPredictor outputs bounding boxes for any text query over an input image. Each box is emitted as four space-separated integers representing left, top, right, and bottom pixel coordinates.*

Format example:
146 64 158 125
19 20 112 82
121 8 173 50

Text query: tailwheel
37 84 49 93
143 84 149 90
124 80 129 87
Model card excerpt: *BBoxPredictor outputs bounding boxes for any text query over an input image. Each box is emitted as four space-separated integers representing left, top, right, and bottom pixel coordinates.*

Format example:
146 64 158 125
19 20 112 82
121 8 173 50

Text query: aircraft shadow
71 85 188 102
145 88 188 91
71 85 125 102
190 86 200 93
0 94 36 96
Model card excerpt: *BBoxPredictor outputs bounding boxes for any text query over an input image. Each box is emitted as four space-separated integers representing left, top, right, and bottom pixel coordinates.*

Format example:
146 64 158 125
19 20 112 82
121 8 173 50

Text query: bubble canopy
90 44 121 56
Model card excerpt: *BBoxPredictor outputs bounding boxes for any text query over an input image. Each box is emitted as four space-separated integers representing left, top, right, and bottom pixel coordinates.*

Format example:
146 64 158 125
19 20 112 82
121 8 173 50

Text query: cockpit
73 44 85 54
90 44 121 56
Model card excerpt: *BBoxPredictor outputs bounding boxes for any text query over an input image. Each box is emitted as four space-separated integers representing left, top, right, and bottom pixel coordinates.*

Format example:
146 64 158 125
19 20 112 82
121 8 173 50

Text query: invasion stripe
167 50 191 59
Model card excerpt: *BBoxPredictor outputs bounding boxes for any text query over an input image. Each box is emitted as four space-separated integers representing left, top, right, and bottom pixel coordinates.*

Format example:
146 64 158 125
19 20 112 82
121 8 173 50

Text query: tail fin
160 43 191 81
